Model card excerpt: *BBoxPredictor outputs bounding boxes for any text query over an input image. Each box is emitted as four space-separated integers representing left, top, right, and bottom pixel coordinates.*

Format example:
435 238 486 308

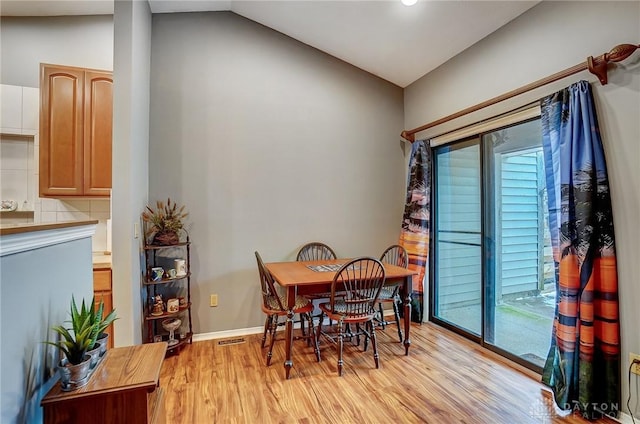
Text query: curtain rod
401 42 640 143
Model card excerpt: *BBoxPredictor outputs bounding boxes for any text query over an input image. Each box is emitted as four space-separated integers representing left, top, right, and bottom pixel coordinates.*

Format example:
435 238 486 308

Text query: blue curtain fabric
398 140 431 322
540 80 620 419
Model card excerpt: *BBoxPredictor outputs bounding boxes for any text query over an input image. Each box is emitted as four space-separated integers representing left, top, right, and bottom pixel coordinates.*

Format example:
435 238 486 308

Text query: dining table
265 258 418 379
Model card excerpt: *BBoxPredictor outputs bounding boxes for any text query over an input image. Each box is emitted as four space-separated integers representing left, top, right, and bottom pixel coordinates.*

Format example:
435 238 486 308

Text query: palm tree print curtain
540 80 620 419
398 139 431 322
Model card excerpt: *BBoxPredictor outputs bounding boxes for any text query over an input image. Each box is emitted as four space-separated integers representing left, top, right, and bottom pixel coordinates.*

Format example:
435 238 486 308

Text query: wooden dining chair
296 242 339 321
315 257 386 376
255 251 317 366
295 242 337 262
376 244 409 342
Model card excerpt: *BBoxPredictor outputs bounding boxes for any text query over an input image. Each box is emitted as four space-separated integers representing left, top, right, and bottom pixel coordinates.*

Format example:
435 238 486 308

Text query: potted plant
92 297 118 357
45 296 98 391
141 198 188 245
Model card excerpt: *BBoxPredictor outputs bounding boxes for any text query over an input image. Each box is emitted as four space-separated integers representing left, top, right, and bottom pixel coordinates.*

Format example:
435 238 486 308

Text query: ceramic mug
175 259 187 277
151 267 164 281
167 298 179 313
168 268 177 278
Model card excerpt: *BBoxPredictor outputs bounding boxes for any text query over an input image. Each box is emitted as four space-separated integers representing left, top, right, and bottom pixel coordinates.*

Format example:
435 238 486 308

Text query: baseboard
614 412 635 424
193 321 310 342
193 326 263 342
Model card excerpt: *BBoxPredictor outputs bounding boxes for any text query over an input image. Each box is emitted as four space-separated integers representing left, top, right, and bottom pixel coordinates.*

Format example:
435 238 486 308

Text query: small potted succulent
45 296 98 391
141 198 188 245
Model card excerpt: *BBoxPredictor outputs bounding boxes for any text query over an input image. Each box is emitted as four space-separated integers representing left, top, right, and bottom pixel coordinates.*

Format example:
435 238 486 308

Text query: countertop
0 220 99 236
93 251 112 269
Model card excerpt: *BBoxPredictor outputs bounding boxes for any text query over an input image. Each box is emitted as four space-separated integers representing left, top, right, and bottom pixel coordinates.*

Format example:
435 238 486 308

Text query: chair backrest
329 257 385 317
380 244 409 269
255 251 284 311
296 242 337 262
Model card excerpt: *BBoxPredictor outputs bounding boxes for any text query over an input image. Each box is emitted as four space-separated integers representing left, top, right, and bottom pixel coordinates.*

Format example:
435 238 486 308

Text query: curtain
540 80 620 419
398 139 431 322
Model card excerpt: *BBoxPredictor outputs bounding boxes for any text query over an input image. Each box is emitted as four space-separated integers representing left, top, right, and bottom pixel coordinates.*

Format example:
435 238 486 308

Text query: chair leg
370 320 379 369
392 299 403 342
363 323 369 352
337 320 344 376
304 312 312 346
306 312 319 361
300 312 307 339
303 312 312 347
266 315 279 366
354 324 361 347
261 315 271 348
378 302 386 329
315 312 323 362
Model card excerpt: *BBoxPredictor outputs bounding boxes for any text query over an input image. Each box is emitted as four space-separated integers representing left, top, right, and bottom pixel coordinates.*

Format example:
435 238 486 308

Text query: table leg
284 285 295 379
402 275 412 356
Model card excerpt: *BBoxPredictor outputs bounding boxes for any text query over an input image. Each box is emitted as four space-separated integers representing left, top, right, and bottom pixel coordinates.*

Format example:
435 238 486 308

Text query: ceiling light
401 0 418 6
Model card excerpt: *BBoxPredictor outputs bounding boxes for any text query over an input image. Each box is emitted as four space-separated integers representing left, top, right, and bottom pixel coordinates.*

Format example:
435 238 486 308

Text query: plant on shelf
44 295 99 390
91 297 118 357
142 198 188 245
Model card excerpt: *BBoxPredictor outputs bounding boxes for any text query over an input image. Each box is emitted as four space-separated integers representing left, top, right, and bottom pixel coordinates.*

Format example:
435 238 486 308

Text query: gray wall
0 15 113 87
405 0 640 415
149 12 405 334
0 236 94 424
112 0 152 347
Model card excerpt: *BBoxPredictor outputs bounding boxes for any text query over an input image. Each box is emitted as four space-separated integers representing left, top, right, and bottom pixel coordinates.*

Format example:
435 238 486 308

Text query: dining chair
296 242 339 321
376 244 409 342
255 251 318 366
315 257 386 376
295 242 337 262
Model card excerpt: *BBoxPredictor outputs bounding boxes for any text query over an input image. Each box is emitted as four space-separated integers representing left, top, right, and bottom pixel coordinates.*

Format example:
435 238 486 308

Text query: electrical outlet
210 294 218 307
134 222 140 239
630 353 640 375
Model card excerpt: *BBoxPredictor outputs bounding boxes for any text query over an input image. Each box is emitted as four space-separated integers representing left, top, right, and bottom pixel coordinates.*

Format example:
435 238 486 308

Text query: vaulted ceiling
1 0 539 87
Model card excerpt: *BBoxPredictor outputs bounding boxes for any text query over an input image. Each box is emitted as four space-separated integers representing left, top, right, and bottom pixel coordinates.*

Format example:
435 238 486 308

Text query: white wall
149 12 405 334
405 0 640 416
0 15 113 88
112 0 152 346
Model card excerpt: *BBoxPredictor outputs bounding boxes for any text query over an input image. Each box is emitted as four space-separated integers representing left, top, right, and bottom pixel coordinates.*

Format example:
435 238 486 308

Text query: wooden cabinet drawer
93 269 112 291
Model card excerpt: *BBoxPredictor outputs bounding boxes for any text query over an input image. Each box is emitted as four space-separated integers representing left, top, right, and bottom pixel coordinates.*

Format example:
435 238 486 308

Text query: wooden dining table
265 258 418 379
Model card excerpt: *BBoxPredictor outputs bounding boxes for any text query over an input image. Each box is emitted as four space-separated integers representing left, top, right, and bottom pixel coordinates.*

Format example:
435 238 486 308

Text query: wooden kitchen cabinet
39 64 112 197
93 267 114 348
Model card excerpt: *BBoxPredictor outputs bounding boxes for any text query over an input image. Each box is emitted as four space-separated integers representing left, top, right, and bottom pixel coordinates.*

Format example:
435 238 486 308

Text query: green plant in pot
45 296 99 391
92 297 118 357
141 198 188 245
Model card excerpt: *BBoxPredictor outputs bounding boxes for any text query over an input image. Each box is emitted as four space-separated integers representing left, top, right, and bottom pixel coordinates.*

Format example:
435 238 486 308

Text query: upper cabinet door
39 64 112 198
83 71 113 197
40 65 84 197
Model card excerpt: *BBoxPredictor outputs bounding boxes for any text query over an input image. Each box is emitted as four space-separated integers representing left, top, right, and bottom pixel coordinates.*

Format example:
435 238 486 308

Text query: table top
265 258 417 287
41 342 167 404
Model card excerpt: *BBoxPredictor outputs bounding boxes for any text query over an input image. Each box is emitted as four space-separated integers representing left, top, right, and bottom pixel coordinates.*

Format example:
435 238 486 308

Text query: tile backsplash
40 198 111 252
0 136 34 208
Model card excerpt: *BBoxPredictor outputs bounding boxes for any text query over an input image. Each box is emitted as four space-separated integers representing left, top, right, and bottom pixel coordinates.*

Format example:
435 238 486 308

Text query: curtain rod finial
401 130 415 143
588 43 640 85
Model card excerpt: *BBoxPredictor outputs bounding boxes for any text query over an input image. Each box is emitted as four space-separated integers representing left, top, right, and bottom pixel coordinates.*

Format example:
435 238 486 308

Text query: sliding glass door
433 139 482 336
432 119 554 370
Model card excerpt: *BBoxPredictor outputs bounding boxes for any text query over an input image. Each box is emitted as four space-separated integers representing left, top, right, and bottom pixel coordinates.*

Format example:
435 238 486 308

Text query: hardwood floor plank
159 322 617 423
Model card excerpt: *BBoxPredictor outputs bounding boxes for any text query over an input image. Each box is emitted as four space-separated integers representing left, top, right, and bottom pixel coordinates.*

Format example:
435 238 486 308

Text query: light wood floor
159 322 617 423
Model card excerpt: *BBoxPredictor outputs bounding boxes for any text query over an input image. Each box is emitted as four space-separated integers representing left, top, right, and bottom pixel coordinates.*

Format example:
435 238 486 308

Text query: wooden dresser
41 343 167 424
